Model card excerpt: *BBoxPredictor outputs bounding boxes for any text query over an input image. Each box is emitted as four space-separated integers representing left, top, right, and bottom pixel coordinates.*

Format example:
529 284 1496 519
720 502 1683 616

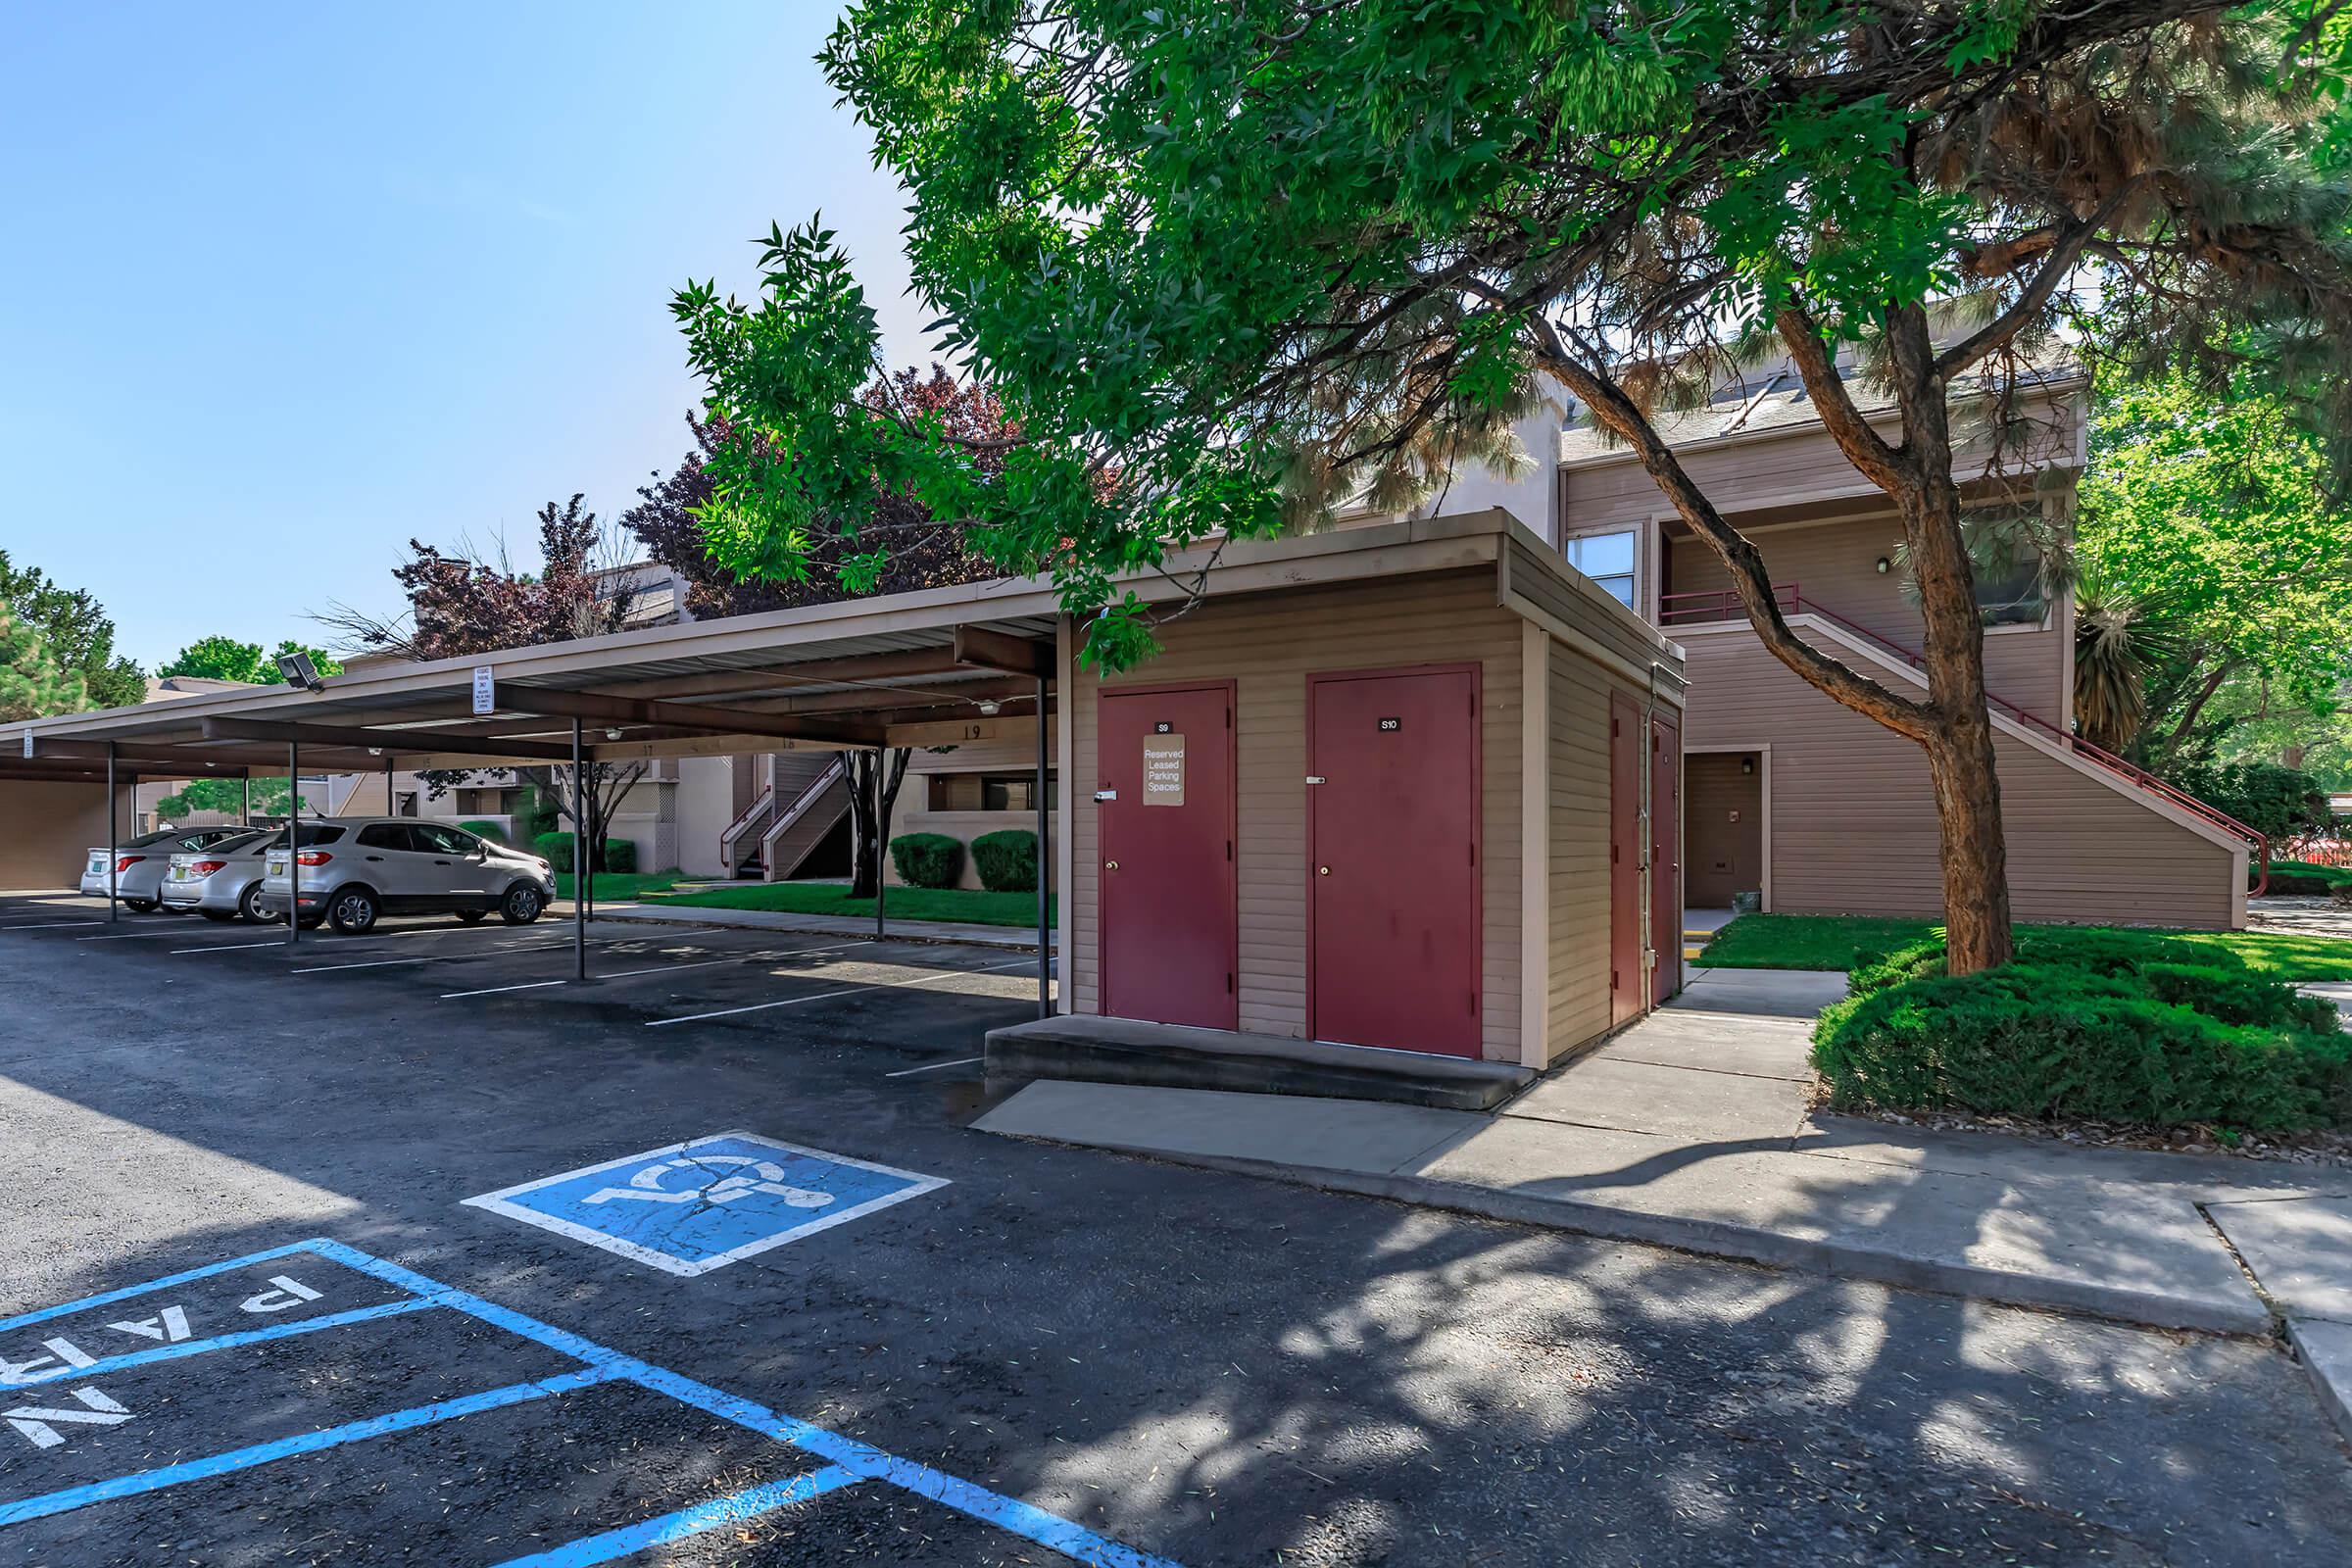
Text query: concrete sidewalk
594 900 1054 954
977 968 2352 1356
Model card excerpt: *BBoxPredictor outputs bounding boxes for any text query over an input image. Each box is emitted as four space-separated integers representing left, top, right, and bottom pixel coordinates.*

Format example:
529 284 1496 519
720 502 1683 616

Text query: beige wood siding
1505 534 1676 677
1678 629 2236 927
1070 571 1527 1061
1544 641 1642 1060
1665 522 2065 724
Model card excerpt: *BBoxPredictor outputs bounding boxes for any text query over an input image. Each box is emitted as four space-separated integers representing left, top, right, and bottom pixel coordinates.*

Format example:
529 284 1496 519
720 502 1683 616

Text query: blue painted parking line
490 1463 862 1567
0 1238 1185 1568
462 1131 948 1276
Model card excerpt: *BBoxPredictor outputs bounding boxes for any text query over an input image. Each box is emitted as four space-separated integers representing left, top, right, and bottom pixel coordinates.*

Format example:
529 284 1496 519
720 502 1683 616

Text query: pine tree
0 609 89 721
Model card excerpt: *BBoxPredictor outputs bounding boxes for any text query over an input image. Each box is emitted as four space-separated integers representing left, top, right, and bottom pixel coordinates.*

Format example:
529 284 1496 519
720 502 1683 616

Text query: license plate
268 857 286 876
86 855 104 874
170 866 190 881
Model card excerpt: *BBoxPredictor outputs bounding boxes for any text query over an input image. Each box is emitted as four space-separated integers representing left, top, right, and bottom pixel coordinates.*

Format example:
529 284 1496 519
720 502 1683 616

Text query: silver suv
255 819 556 934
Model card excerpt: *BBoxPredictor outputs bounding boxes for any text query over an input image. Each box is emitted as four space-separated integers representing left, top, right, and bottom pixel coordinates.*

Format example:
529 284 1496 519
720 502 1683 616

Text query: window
412 823 478 856
356 823 410 851
928 772 1058 812
1962 505 2050 627
1563 529 1638 608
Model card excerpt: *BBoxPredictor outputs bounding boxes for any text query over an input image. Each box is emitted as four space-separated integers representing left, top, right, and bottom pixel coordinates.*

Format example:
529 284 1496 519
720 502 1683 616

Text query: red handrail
1659 586 2272 894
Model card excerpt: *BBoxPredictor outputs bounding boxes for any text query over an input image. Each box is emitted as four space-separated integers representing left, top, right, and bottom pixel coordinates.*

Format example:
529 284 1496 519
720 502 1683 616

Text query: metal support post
1035 680 1050 1017
106 743 118 924
872 748 887 944
286 741 300 946
572 720 587 982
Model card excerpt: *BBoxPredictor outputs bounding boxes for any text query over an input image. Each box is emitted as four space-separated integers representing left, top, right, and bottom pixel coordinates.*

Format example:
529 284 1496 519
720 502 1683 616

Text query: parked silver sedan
79 825 258 912
159 829 281 923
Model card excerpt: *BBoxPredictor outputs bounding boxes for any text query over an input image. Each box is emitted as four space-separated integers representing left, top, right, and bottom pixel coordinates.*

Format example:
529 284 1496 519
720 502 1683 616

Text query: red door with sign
1098 683 1236 1029
1308 665 1480 1057
1608 692 1642 1026
1650 712 1683 1004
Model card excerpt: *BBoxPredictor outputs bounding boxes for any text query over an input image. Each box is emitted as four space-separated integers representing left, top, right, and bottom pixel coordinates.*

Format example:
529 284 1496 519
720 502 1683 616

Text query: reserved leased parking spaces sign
463 1132 947 1276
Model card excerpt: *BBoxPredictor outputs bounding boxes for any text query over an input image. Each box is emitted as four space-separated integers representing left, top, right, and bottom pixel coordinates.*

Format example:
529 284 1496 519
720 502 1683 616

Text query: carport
0 579 1063 1005
1 510 1689 1079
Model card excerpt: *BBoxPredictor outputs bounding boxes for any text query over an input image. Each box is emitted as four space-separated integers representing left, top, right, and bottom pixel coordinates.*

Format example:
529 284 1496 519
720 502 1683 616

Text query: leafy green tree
155 777 304 820
0 609 87 721
670 2 2352 973
0 551 143 710
159 636 343 686
2077 370 2352 767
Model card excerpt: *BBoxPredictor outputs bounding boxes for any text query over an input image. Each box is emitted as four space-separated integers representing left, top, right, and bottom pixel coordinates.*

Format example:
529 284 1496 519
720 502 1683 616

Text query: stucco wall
0 779 132 892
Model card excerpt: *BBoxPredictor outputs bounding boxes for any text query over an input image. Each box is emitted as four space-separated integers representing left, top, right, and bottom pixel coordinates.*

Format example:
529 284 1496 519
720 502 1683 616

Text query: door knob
1318 865 1330 876
1105 859 1119 870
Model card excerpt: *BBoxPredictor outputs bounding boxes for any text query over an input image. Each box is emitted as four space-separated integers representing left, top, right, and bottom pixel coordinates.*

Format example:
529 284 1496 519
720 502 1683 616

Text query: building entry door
1097 683 1237 1029
1609 692 1642 1027
1307 664 1480 1057
1650 713 1683 1004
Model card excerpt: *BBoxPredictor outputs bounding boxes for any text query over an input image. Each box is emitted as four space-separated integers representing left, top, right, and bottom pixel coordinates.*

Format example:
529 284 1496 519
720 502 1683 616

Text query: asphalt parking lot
4 890 2351 1566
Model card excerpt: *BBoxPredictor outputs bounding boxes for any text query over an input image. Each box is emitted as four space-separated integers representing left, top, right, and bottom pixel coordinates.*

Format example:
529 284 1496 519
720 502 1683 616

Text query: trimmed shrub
970 829 1040 893
2267 859 2352 896
1814 963 2350 1131
890 833 964 890
522 785 561 840
460 819 509 845
534 832 632 874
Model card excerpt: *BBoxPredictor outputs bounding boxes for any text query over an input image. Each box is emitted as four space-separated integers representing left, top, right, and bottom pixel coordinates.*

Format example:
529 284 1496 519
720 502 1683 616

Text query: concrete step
985 1014 1533 1112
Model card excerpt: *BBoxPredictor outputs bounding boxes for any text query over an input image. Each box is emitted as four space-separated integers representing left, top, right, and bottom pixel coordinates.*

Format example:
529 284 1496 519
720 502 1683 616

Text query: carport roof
0 510 1674 780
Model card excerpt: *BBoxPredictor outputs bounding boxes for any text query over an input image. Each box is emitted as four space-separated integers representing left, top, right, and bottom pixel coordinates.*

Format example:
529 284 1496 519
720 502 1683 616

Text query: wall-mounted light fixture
1875 556 1892 575
977 700 1002 716
274 650 327 691
1740 757 1755 775
605 726 624 741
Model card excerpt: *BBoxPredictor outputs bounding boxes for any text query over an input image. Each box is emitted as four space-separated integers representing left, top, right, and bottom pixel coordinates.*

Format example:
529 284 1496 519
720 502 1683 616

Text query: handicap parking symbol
464 1132 947 1276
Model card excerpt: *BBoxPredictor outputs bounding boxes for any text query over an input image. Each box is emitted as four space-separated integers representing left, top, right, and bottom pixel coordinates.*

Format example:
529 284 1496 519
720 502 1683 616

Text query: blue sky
0 2 928 670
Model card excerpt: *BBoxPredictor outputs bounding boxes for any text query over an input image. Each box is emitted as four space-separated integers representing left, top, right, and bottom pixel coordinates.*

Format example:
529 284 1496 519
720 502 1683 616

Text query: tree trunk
847 752 881 899
1903 470 2016 974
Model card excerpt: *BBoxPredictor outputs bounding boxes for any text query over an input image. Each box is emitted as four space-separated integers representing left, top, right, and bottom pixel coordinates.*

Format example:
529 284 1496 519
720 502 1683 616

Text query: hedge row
1819 929 2349 1132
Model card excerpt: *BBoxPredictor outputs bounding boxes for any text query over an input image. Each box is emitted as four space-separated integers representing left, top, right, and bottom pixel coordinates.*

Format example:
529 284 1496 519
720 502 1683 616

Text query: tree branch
1534 322 1937 744
1774 306 1910 492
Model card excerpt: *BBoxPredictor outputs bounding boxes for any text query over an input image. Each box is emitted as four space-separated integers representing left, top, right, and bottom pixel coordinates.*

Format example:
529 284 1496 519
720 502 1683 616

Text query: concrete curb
2289 1319 2352 1447
595 902 1049 954
994 1129 2276 1338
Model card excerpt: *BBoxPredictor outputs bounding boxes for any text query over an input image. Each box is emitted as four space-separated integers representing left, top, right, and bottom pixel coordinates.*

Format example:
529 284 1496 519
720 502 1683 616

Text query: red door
1308 665 1480 1056
1608 693 1642 1026
1099 684 1236 1029
1650 713 1683 1004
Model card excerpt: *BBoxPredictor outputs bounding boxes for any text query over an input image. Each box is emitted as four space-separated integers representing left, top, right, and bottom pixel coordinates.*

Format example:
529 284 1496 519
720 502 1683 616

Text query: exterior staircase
759 757 853 881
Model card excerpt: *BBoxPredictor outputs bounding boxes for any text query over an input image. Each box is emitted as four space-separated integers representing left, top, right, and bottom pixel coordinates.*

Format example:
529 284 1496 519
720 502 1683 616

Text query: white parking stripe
0 921 106 930
291 941 573 974
439 979 569 1000
645 958 1035 1027
883 1055 984 1078
170 940 290 955
79 928 229 941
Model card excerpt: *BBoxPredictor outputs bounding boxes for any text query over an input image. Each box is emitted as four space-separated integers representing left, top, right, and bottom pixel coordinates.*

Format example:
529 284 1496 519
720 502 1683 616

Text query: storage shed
1042 510 1689 1082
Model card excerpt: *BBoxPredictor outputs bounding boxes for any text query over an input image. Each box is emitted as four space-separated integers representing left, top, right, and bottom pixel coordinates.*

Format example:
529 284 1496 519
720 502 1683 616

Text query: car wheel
327 886 380 935
237 883 277 923
201 909 237 923
499 884 544 925
123 899 158 913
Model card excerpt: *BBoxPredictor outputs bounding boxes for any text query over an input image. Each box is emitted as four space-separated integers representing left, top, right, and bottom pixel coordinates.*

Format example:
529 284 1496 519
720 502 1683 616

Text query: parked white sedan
80 826 258 912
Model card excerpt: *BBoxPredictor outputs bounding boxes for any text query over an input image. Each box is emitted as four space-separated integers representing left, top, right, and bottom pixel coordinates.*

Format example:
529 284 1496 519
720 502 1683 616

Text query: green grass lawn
554 869 684 902
1700 912 2352 982
643 880 1055 929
